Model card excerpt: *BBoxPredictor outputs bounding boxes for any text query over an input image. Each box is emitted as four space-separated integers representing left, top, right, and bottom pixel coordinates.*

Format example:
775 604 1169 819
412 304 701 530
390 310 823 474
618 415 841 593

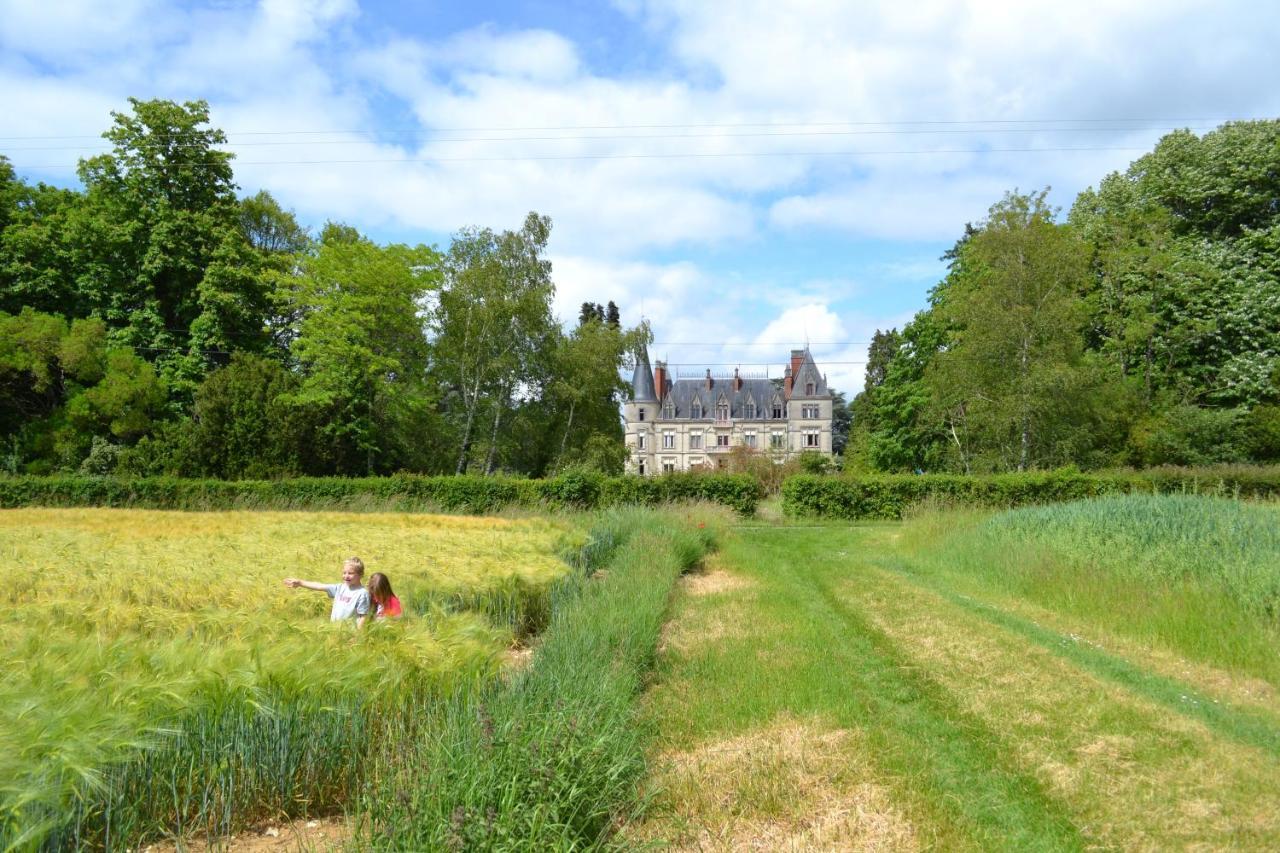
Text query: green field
630 495 1280 850
7 496 1280 850
0 508 578 850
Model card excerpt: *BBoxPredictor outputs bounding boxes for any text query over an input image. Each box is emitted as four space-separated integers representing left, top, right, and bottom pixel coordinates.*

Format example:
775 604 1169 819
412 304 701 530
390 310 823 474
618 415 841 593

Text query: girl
367 572 402 619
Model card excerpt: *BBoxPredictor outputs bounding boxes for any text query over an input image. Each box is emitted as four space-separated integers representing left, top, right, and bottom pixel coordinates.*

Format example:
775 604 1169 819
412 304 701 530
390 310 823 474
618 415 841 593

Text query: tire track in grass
801 571 1086 852
639 528 1086 852
876 556 1280 760
844 562 1280 849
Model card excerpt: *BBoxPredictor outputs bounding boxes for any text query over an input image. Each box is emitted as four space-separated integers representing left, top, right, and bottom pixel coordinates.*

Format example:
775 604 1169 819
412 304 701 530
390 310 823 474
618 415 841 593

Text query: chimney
705 368 713 390
654 360 667 399
784 366 793 399
733 367 742 391
790 349 806 383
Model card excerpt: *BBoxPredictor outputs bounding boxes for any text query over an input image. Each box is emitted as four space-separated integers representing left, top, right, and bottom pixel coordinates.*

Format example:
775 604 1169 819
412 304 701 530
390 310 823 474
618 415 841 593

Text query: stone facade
624 345 834 475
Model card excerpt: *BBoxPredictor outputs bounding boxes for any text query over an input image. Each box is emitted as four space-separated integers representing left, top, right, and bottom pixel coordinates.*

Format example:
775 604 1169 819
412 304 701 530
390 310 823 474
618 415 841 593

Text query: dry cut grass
628 717 918 852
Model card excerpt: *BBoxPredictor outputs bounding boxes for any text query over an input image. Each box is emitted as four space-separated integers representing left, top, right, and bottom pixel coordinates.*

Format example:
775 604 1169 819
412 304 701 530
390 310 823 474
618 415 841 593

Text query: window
744 432 757 448
662 461 675 473
638 407 646 421
638 433 646 450
663 401 674 418
802 404 820 419
806 382 815 395
638 461 645 474
716 400 730 421
691 400 703 419
689 433 702 449
772 401 783 419
804 430 820 448
770 431 784 449
716 433 730 447
745 399 756 418
662 431 675 449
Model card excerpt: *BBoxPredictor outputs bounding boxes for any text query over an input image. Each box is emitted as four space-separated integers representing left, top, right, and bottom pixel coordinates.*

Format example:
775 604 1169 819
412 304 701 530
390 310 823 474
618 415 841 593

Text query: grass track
628 522 1280 850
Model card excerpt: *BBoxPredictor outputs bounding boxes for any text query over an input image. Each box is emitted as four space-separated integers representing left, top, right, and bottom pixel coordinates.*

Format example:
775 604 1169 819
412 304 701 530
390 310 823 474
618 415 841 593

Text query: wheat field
0 508 579 849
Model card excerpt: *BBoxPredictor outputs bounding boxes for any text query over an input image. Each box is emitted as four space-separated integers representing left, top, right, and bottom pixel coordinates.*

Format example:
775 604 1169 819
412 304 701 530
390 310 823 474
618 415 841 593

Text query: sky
3 0 1279 395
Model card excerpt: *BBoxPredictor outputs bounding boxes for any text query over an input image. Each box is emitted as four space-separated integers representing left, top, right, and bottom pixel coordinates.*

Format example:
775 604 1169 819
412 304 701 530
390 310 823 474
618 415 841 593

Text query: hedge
782 466 1280 520
0 471 763 516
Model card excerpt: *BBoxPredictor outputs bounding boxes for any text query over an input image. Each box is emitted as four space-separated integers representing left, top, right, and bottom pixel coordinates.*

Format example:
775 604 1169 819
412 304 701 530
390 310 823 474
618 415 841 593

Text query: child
367 572 403 619
283 557 371 626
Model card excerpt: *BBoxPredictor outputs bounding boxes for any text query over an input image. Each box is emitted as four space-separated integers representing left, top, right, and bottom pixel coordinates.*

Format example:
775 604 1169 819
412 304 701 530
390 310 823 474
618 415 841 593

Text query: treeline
0 98 643 478
847 120 1280 473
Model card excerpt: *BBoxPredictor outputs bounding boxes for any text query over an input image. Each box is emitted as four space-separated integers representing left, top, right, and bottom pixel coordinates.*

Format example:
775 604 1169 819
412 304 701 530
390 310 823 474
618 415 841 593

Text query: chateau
624 343 834 475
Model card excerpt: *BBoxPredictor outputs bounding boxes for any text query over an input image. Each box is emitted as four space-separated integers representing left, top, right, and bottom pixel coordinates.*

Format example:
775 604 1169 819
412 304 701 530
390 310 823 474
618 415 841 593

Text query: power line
1 115 1264 141
0 123 1222 152
10 144 1153 171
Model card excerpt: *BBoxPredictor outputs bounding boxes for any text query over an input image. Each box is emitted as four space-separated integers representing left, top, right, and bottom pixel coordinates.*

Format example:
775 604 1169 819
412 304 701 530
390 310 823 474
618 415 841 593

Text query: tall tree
926 190 1107 471
436 212 558 474
283 228 441 474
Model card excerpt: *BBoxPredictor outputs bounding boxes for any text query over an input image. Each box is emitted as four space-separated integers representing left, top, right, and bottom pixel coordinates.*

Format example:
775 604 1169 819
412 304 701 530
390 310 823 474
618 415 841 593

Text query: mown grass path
625 523 1280 850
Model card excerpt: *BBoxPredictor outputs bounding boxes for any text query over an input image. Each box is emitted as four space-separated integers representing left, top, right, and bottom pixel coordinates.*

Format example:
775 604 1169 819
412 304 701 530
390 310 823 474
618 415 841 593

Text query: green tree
282 228 441 474
67 98 269 394
926 190 1111 471
436 212 558 474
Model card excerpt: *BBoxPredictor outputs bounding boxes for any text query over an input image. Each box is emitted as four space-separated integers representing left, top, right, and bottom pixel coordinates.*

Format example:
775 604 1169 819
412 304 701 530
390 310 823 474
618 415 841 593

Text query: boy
283 556 371 626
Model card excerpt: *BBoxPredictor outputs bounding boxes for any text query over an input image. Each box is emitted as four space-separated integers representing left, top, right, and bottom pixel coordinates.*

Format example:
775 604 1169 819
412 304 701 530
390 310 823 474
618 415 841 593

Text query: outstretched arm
283 578 329 591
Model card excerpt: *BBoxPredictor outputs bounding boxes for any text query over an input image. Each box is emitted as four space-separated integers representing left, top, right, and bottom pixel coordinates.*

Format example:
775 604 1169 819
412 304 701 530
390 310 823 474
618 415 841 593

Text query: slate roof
631 347 657 402
629 344 831 416
788 349 830 398
657 377 787 420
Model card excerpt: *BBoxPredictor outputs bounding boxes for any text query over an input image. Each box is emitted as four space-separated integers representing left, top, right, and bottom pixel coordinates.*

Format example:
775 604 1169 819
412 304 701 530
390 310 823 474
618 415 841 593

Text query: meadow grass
895 493 1280 683
629 515 1280 849
0 508 579 851
354 504 727 850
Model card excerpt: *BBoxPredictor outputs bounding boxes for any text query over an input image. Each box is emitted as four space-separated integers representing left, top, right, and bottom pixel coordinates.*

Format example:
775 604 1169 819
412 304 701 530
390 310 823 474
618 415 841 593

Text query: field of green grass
0 508 578 850
629 494 1280 850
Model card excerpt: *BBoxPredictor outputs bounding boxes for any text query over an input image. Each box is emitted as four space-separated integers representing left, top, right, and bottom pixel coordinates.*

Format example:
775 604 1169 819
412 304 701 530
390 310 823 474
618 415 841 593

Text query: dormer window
663 400 675 419
715 398 730 421
806 382 815 395
691 400 703 419
771 396 783 419
745 397 757 419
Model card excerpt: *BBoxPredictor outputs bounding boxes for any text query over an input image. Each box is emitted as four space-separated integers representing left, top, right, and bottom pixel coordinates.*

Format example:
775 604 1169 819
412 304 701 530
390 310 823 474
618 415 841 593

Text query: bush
0 472 763 516
781 465 1280 519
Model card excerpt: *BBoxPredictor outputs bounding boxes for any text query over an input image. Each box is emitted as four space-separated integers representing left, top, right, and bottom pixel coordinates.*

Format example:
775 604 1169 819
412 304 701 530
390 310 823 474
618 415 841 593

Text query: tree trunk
456 380 483 474
484 386 508 475
558 399 577 461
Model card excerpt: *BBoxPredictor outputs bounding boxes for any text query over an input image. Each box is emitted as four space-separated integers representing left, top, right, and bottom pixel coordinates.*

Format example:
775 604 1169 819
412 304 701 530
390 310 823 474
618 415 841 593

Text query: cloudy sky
3 0 1279 393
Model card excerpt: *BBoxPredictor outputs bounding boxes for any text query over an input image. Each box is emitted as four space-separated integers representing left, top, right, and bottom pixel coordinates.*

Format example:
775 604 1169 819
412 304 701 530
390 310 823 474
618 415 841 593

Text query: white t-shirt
325 583 370 621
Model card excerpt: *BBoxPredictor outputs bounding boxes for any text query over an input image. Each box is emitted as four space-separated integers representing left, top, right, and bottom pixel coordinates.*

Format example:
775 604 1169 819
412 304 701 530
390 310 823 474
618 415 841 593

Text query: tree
67 98 268 395
436 212 558 474
283 229 442 474
926 190 1119 471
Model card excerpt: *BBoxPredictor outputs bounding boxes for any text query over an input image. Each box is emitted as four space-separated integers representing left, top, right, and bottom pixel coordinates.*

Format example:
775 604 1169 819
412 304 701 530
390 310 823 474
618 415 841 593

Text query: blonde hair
343 556 365 576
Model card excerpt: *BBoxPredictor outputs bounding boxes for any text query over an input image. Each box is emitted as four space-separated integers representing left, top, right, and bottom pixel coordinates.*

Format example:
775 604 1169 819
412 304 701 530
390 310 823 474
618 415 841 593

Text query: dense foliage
0 100 642 478
847 120 1280 472
0 470 763 515
782 466 1280 519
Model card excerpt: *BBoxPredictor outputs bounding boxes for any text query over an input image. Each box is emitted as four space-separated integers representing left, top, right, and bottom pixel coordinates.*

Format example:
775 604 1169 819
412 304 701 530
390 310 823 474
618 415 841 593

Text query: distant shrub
782 465 1280 519
0 471 762 516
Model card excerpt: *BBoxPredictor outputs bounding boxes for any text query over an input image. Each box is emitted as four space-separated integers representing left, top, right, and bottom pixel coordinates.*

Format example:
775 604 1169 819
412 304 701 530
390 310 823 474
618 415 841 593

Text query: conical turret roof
631 343 658 402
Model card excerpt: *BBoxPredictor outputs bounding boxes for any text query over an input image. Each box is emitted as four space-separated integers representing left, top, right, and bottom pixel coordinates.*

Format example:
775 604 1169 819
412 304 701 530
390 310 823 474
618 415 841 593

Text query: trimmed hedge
782 466 1280 520
0 471 763 516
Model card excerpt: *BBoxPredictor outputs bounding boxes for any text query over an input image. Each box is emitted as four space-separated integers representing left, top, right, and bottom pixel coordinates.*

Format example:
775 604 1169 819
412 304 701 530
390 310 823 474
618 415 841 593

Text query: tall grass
0 509 578 851
897 494 1280 682
356 505 725 850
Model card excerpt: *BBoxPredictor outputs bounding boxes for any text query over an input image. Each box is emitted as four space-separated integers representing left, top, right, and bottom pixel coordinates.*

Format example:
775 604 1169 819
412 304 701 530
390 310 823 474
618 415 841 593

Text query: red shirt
376 595 402 618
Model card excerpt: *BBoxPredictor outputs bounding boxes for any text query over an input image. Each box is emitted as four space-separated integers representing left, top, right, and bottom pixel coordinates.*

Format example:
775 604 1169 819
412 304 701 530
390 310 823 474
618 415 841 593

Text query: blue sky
3 0 1279 393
